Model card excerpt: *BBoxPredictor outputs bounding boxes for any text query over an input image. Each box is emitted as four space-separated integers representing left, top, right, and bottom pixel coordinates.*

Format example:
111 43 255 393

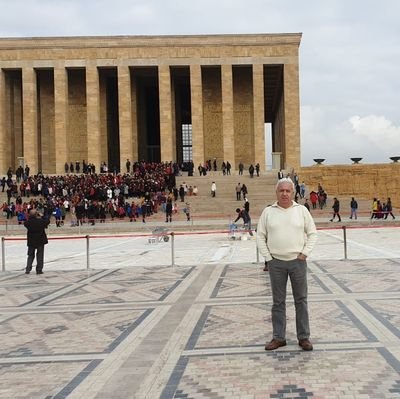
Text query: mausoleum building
0 33 302 174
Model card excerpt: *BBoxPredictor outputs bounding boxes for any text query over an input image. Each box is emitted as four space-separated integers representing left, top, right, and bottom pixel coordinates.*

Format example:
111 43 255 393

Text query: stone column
130 72 139 162
22 67 38 173
253 64 266 171
221 64 235 166
283 62 301 170
86 65 101 169
158 64 175 162
118 65 133 170
54 67 68 174
0 69 7 173
190 64 204 167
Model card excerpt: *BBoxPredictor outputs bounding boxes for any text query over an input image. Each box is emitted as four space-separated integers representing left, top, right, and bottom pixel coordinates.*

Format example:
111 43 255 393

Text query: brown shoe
298 338 313 351
263 265 269 271
265 339 286 351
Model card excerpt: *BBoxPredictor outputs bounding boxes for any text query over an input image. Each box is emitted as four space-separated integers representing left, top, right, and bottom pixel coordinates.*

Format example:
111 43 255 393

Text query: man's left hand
297 253 307 261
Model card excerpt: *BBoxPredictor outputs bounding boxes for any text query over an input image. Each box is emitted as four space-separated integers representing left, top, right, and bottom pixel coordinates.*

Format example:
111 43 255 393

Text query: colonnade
0 34 301 175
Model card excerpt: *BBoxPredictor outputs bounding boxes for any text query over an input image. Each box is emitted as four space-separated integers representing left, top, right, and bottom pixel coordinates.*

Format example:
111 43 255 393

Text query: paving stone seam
0 354 106 363
22 270 116 307
131 267 217 398
162 266 204 303
66 267 207 398
0 303 165 313
195 264 226 302
66 305 172 399
181 343 386 356
136 304 207 399
114 266 216 398
346 301 400 343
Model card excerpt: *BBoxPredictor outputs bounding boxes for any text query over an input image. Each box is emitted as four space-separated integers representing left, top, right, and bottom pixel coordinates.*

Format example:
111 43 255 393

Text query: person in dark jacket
234 207 253 236
24 209 50 274
330 197 341 222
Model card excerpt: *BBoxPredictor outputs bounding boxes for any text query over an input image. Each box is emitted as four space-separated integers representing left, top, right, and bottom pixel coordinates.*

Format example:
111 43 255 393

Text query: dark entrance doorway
171 67 191 165
100 68 120 172
133 67 160 162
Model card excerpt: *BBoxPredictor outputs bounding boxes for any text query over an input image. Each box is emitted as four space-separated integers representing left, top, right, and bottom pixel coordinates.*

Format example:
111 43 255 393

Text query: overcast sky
1 0 399 166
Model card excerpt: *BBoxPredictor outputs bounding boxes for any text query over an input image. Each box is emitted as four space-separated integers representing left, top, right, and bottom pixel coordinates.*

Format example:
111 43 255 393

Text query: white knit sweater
256 201 317 262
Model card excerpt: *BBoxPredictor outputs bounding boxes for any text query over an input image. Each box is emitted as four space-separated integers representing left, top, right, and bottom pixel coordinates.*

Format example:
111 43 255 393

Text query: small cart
148 227 170 243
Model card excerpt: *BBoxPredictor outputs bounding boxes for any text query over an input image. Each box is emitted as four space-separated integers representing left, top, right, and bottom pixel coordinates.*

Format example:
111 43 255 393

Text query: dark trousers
268 258 310 341
26 246 44 273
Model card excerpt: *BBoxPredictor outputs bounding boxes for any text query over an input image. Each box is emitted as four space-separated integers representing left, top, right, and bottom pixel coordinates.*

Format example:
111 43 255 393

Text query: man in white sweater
256 178 317 351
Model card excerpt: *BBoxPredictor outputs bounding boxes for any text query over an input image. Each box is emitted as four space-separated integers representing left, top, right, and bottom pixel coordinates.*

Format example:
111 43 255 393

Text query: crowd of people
1 161 183 226
1 161 397 226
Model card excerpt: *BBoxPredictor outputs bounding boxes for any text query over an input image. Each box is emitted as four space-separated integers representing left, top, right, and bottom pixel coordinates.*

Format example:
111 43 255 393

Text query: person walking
350 197 358 220
165 198 173 222
244 197 250 214
249 164 255 178
226 161 231 175
211 181 217 197
179 185 185 202
24 209 50 275
238 162 244 175
256 178 317 351
384 197 396 220
183 202 191 221
235 183 242 201
241 183 248 199
330 197 341 222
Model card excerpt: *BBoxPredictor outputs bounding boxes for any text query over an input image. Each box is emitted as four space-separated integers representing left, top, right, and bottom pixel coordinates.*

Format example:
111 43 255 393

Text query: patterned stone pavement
1 258 400 398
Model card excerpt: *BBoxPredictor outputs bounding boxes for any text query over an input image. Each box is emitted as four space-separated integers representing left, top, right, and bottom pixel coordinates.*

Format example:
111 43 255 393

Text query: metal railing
1 225 400 272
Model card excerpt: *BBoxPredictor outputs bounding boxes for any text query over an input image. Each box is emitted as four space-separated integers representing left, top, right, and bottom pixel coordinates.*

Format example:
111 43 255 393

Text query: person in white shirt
211 182 216 197
256 178 317 352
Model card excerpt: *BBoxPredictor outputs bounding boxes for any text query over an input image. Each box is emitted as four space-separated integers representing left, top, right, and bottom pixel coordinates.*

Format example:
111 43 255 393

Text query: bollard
5 220 8 235
86 234 90 270
342 226 347 260
256 244 260 263
1 237 5 272
171 232 175 267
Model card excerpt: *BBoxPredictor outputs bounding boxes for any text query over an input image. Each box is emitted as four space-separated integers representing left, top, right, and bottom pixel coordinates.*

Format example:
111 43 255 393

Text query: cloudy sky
1 0 399 166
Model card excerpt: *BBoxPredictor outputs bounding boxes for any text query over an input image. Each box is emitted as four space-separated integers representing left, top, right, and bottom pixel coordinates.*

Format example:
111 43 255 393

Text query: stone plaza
1 226 400 398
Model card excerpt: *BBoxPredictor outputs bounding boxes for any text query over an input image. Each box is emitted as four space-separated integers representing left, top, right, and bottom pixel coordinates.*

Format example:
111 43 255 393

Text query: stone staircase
175 172 382 223
175 172 277 221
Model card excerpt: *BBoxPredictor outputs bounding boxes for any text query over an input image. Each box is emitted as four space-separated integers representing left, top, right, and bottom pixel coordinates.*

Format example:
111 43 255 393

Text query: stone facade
0 33 302 174
299 163 400 208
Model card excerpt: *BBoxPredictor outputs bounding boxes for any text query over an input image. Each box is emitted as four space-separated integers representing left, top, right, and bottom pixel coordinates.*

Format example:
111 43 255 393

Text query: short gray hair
275 177 295 191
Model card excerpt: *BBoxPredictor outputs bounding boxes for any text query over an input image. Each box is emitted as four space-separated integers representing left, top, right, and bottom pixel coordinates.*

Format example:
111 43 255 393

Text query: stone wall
299 163 400 206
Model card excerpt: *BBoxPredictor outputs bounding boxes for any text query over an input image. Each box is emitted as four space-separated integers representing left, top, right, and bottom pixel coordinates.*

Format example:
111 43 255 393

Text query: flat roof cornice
0 33 302 50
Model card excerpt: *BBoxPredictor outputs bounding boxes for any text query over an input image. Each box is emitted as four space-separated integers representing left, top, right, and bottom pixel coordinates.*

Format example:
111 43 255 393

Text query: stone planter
350 157 362 164
390 156 400 163
313 158 325 165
